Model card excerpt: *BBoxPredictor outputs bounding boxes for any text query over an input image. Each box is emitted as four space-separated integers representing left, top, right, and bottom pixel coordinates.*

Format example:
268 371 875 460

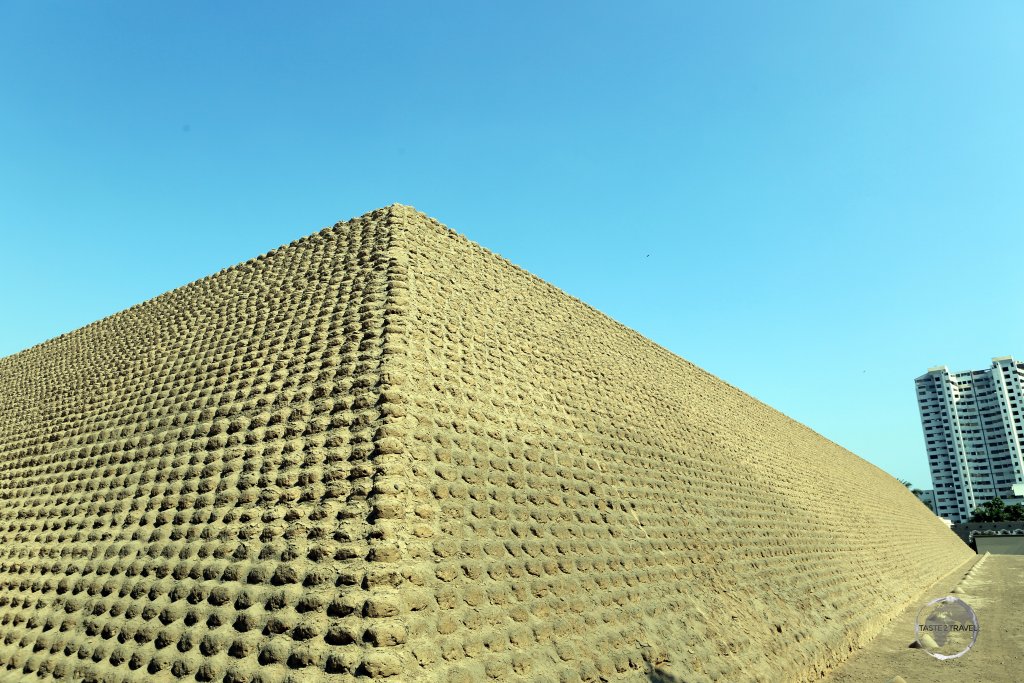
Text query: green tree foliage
969 496 1024 523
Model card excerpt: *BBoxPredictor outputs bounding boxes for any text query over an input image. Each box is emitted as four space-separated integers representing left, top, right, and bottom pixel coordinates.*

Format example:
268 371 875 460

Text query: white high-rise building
915 356 1024 523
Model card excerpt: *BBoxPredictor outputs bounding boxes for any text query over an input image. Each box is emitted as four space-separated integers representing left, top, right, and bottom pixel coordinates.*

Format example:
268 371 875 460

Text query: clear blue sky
2 2 1022 489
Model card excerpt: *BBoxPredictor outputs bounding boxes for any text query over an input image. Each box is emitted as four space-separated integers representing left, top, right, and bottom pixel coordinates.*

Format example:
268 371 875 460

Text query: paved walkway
825 553 1024 682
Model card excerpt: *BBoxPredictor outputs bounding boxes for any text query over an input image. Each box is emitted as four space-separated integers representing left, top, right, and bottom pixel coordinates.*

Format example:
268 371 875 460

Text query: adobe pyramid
0 205 972 682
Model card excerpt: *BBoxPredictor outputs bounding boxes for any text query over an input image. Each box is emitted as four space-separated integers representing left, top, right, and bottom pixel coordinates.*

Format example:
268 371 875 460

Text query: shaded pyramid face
0 205 971 683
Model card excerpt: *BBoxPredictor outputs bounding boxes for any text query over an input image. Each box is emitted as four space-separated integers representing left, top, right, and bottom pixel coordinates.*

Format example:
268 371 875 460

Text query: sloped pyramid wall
0 205 972 683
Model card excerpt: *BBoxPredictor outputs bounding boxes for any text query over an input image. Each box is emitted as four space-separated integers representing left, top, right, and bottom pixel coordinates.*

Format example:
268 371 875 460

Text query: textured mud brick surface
0 205 973 682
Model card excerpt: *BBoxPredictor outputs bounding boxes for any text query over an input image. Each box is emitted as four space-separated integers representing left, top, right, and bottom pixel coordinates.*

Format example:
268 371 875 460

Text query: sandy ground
825 553 1024 682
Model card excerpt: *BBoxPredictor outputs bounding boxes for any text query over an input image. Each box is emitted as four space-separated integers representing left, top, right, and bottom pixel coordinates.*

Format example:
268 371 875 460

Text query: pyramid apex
341 204 425 231
357 203 424 225
382 202 417 214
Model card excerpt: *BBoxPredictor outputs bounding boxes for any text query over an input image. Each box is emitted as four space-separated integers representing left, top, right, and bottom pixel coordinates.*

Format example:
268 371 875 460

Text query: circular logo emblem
914 596 979 660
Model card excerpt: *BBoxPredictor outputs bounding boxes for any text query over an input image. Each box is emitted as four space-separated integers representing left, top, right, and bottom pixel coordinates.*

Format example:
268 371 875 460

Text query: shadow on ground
644 652 685 682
